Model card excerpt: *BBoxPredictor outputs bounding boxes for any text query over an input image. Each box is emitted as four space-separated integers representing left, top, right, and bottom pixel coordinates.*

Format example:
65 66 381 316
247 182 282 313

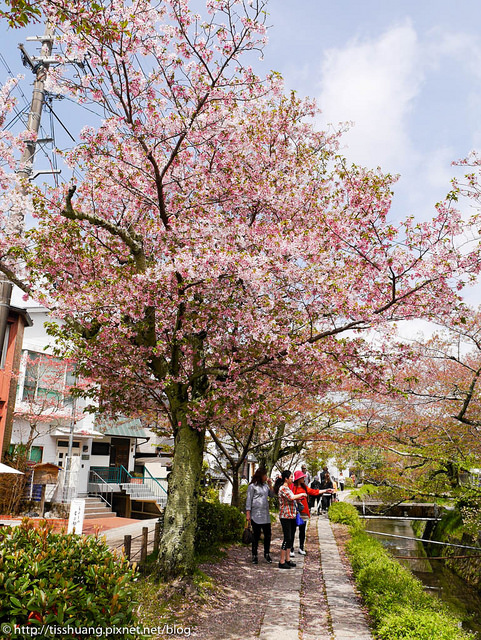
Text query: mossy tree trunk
157 405 205 578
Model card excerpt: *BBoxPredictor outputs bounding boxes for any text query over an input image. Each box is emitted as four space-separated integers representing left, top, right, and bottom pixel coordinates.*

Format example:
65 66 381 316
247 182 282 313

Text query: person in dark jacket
320 472 334 513
309 477 322 511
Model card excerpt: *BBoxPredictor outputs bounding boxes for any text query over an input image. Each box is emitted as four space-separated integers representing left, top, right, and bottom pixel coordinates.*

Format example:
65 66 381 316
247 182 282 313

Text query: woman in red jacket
290 469 332 556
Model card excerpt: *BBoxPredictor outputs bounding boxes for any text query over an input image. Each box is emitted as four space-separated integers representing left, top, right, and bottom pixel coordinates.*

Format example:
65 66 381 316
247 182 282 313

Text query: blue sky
260 2 481 222
2 0 481 315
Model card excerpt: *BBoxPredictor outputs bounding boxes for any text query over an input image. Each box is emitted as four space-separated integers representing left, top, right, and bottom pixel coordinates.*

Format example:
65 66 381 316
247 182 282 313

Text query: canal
365 517 481 635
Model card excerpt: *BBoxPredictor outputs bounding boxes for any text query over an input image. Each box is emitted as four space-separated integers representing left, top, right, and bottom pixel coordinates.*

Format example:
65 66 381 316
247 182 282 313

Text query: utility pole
63 390 78 503
0 22 56 352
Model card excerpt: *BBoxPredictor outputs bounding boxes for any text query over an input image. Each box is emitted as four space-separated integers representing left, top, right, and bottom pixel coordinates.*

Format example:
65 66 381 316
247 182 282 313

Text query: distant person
273 470 306 569
331 478 338 502
338 472 345 492
309 476 322 511
320 472 334 513
246 467 274 564
317 466 328 484
300 464 311 486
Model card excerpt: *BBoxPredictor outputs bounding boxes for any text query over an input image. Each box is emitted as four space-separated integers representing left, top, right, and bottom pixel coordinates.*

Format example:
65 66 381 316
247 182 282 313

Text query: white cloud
317 23 423 172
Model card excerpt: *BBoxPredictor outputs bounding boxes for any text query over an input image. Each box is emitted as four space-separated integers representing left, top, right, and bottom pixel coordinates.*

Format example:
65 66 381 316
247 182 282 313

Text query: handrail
88 469 113 508
120 465 133 483
90 466 132 484
143 467 168 494
142 467 168 504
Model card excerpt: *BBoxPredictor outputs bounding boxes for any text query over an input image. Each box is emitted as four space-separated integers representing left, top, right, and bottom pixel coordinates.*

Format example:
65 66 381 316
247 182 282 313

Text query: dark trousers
292 520 306 551
251 520 271 556
280 517 297 550
321 494 332 511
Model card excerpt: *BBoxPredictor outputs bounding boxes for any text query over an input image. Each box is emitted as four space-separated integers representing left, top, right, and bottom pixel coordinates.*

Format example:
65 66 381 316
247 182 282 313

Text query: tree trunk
263 421 285 476
230 470 240 508
157 410 205 578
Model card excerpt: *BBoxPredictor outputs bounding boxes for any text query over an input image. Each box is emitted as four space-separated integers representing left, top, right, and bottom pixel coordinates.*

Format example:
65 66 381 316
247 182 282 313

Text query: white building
8 307 168 517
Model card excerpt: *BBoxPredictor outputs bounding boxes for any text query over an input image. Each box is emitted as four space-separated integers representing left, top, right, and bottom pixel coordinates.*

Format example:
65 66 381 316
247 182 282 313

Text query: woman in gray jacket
245 467 274 564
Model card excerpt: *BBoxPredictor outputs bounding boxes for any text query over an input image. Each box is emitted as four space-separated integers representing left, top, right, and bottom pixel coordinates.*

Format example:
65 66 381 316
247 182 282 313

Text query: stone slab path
318 516 373 640
256 514 372 640
258 553 305 640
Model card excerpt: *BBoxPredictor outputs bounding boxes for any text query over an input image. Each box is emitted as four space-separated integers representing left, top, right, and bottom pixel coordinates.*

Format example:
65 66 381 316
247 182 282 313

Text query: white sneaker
290 551 295 559
298 548 306 555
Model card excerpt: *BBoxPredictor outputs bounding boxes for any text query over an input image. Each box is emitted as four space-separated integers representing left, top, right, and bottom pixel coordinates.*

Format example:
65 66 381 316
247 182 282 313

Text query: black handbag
242 522 253 545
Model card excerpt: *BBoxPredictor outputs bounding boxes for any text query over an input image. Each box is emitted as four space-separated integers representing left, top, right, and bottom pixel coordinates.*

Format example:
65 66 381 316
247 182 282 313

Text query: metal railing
87 469 114 508
90 466 132 484
143 467 168 506
89 465 167 507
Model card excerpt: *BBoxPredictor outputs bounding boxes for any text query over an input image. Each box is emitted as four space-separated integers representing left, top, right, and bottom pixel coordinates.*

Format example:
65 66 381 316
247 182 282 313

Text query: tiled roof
96 417 148 439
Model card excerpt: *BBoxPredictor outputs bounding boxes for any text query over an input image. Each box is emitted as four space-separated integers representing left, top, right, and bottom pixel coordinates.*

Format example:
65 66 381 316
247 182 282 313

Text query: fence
111 517 163 566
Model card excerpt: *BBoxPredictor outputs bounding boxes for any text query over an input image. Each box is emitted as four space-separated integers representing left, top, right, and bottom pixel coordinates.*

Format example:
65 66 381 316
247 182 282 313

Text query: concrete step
84 511 117 520
84 505 112 514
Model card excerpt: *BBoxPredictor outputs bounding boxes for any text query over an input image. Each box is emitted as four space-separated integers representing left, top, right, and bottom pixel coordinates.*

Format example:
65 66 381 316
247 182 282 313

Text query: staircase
88 466 168 511
83 496 117 519
121 482 167 508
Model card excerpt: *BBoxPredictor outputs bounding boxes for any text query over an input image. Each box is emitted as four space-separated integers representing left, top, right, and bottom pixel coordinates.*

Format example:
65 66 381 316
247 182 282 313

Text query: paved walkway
318 516 372 640
102 517 160 559
257 514 372 640
259 552 305 640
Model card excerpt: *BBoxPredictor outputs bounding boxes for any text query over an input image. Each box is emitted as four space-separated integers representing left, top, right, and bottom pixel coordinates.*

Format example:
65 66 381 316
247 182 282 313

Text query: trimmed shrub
377 608 471 640
238 484 248 512
195 499 245 551
0 519 138 639
345 528 473 640
328 501 361 528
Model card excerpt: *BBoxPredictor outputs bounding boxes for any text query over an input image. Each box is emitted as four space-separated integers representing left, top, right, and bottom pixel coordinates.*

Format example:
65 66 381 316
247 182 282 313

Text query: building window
91 442 110 456
0 323 11 369
22 350 76 407
56 440 80 467
29 446 43 463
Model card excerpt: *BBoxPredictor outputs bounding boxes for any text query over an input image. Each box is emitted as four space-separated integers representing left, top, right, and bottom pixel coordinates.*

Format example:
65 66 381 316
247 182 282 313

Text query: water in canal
365 517 481 635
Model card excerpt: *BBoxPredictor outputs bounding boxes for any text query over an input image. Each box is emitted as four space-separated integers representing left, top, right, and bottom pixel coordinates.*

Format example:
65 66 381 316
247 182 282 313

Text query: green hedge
329 505 472 640
0 520 138 639
328 501 361 528
195 499 245 552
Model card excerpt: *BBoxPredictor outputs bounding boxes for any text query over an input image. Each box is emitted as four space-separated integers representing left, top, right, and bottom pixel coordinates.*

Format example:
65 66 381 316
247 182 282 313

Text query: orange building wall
0 316 22 458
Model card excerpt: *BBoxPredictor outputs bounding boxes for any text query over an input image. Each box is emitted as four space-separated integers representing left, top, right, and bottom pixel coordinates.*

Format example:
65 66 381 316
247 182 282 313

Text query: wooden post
123 534 132 560
154 520 161 553
140 526 148 564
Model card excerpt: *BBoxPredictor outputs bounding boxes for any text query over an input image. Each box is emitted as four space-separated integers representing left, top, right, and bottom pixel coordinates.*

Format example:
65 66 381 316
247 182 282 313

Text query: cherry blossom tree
331 312 481 501
2 0 481 576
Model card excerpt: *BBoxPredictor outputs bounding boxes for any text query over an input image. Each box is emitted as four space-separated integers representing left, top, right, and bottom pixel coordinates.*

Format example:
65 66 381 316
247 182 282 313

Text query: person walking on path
274 470 306 569
290 469 331 556
300 464 311 486
338 471 345 492
246 467 274 564
320 472 334 513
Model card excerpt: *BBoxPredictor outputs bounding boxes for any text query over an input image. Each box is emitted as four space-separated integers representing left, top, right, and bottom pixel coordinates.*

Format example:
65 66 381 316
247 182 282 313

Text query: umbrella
0 462 24 475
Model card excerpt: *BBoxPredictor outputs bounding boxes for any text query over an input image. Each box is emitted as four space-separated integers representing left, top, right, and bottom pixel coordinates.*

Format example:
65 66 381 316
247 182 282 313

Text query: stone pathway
256 514 372 640
258 552 305 640
317 515 372 640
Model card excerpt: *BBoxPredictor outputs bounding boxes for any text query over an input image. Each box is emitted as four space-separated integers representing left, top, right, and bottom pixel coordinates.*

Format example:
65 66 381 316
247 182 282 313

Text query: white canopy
0 462 24 475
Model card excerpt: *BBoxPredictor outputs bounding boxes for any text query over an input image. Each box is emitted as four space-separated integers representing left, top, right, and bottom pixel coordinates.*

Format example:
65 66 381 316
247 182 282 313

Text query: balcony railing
89 465 132 484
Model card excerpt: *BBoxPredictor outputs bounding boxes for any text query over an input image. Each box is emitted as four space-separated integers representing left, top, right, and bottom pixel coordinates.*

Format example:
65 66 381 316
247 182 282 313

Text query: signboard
67 498 85 534
32 463 60 485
